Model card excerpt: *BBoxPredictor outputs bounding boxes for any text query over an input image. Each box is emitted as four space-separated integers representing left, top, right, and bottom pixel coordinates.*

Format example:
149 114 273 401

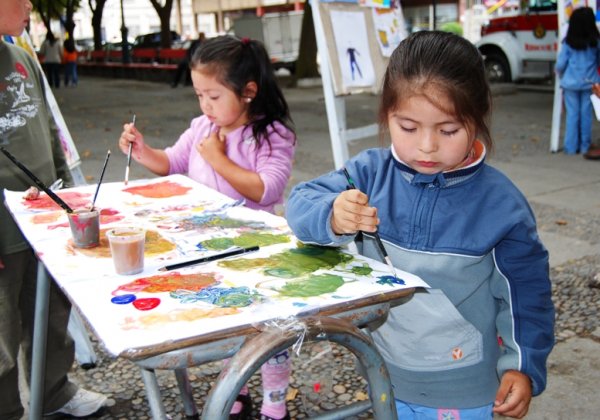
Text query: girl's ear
243 81 258 100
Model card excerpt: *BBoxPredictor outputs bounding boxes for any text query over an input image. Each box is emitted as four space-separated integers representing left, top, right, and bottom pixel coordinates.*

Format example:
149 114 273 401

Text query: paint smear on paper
121 307 239 329
376 275 406 286
73 229 176 258
170 286 261 307
202 232 291 251
133 297 161 311
275 274 345 297
176 214 269 233
31 211 63 224
23 191 91 211
350 264 373 276
34 208 123 228
114 272 219 294
123 180 191 198
218 244 353 278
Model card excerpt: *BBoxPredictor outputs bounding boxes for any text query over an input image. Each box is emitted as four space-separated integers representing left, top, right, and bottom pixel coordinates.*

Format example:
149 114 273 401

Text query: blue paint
377 275 406 286
170 286 260 307
111 294 137 304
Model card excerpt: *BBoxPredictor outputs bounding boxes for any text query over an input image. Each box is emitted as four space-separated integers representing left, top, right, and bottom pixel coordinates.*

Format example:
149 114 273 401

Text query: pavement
20 76 600 419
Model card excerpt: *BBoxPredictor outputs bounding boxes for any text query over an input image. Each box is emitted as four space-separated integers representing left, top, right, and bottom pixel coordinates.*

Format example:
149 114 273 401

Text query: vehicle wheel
483 52 511 83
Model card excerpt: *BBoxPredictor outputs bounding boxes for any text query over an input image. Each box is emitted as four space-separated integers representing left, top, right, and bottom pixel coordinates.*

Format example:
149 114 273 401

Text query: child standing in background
555 6 600 155
39 31 62 88
286 31 554 419
63 38 78 87
118 35 296 420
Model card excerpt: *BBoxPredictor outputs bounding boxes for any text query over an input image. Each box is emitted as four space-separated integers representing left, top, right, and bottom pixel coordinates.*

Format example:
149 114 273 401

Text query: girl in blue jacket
555 6 600 154
286 31 554 419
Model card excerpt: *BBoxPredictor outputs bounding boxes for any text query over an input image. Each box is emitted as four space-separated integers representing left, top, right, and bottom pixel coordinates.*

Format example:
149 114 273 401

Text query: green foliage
440 22 463 36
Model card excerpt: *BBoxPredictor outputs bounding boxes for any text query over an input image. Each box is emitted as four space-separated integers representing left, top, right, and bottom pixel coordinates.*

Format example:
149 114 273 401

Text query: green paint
350 264 373 276
203 232 291 250
219 243 353 278
277 274 345 297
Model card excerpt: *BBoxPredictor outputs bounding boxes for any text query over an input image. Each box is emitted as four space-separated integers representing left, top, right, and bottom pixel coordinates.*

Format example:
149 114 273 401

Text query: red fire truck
475 0 558 82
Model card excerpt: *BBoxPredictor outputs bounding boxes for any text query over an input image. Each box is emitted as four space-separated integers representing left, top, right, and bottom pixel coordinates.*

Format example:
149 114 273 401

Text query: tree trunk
294 3 320 81
149 0 174 48
90 0 107 50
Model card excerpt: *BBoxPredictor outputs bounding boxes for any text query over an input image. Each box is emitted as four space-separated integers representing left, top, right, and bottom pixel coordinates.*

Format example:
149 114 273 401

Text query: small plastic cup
106 227 145 275
67 209 100 248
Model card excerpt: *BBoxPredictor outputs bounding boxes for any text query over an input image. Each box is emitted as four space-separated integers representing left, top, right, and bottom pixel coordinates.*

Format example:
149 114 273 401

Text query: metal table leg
29 262 50 419
174 368 198 418
140 368 169 419
202 316 397 420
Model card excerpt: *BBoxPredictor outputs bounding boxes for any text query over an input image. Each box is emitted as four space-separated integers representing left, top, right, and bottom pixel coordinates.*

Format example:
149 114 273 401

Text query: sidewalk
29 77 600 419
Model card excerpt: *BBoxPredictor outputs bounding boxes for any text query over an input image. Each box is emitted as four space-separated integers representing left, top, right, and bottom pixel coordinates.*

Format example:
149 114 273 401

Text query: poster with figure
330 10 376 89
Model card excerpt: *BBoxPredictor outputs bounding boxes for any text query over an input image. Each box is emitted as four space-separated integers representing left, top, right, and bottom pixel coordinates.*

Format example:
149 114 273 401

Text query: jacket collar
391 140 486 187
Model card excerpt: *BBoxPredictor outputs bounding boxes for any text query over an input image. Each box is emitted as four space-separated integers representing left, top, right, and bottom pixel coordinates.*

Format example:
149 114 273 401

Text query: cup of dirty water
106 227 146 275
67 209 100 248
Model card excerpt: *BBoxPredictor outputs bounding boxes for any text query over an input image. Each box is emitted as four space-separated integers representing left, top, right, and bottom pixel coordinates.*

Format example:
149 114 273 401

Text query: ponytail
191 35 295 149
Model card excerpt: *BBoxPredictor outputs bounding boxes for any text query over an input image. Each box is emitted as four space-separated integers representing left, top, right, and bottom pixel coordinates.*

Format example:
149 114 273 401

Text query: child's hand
493 370 532 418
331 190 379 235
118 122 144 160
197 130 226 166
593 83 600 98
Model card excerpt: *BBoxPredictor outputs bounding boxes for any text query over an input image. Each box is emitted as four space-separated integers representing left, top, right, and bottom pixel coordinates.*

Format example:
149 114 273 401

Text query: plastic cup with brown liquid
106 227 145 275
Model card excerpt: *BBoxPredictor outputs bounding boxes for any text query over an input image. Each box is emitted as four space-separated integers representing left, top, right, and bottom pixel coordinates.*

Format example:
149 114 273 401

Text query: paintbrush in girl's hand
0 146 74 213
124 114 136 185
342 167 398 278
91 150 110 210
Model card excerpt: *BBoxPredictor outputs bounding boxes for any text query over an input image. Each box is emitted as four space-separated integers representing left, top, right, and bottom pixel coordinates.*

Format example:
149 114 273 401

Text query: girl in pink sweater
118 35 296 214
118 35 296 419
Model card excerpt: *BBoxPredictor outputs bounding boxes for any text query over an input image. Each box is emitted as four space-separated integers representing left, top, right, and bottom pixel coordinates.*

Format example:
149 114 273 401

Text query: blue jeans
64 62 78 86
394 399 493 419
563 89 592 154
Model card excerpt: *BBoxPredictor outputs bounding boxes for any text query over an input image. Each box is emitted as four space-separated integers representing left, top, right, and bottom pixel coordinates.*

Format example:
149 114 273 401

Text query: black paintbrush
342 167 397 278
158 246 259 272
91 150 111 210
1 146 74 213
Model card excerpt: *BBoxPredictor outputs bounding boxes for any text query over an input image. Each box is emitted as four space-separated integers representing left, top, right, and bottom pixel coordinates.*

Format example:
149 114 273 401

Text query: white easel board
311 0 406 168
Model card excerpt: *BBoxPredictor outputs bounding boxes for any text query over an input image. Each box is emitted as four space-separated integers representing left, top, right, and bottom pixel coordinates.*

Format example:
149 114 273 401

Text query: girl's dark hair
378 30 493 152
190 35 295 148
64 38 75 53
565 7 600 50
46 31 57 45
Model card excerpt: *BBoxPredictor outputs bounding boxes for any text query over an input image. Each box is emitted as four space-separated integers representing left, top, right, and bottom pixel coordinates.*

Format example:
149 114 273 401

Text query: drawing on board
330 10 376 88
372 3 407 56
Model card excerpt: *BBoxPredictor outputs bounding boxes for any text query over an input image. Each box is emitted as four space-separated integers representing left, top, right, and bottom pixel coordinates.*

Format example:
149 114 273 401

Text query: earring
245 97 252 103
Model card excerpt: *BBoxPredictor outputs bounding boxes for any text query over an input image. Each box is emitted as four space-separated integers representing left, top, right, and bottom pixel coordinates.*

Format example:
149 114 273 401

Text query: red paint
132 297 160 311
24 191 91 211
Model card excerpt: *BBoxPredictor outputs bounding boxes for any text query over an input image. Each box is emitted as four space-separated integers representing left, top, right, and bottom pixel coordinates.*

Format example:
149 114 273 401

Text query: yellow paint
380 393 387 402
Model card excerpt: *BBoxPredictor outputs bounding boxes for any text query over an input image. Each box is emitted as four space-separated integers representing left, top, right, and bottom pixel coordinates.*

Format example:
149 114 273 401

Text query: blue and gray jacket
286 145 555 408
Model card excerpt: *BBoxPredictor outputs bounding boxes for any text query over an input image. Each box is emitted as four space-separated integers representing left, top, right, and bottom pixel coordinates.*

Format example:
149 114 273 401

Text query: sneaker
583 148 600 160
46 388 107 417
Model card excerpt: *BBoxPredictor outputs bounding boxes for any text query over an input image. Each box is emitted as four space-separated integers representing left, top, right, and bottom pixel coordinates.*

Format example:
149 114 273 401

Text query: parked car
133 31 182 49
104 40 134 61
